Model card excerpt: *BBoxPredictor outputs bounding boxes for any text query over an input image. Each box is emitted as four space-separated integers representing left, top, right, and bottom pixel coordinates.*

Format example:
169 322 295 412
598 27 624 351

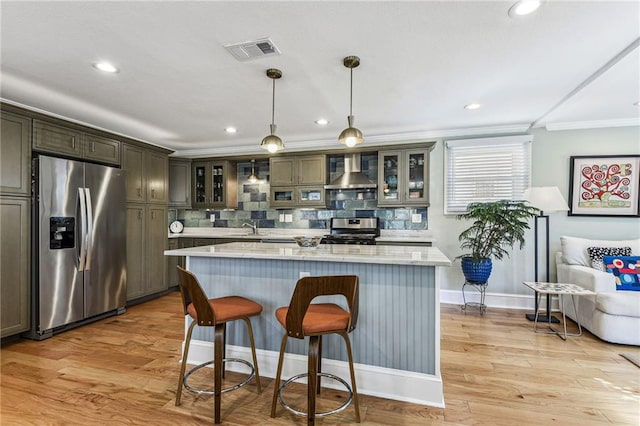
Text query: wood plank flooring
1 292 639 425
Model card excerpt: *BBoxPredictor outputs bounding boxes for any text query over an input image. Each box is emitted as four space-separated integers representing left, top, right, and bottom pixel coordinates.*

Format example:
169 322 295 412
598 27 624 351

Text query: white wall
429 125 640 296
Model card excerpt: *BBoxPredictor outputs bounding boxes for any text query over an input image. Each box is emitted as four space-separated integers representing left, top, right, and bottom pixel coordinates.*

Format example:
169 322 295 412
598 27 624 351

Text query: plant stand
461 280 488 315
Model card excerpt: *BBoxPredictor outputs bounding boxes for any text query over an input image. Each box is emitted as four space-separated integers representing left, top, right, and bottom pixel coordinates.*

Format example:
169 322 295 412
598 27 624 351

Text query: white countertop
165 241 451 267
168 227 436 244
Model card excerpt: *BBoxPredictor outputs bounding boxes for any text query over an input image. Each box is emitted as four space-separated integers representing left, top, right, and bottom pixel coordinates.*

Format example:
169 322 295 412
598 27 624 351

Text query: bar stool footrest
183 358 255 395
277 372 353 417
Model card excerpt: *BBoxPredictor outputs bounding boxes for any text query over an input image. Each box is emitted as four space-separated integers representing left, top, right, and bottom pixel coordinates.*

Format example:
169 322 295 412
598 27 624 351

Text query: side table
461 280 488 315
522 281 595 340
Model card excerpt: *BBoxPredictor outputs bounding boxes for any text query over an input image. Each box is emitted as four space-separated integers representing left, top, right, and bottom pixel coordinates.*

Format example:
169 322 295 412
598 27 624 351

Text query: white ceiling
1 1 639 157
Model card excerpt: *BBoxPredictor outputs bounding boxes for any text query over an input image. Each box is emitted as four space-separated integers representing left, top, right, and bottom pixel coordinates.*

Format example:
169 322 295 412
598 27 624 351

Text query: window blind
444 135 532 214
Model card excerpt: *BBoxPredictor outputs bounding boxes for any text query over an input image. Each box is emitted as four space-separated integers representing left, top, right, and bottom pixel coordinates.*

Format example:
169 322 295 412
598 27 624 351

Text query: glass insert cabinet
192 160 238 209
270 186 325 208
378 148 429 206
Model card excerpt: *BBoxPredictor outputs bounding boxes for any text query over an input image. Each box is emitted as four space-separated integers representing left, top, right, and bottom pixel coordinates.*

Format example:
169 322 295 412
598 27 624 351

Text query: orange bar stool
270 275 361 425
175 266 262 424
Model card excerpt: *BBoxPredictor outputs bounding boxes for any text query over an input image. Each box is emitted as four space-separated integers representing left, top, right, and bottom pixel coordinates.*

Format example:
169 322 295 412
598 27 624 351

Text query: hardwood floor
1 292 639 425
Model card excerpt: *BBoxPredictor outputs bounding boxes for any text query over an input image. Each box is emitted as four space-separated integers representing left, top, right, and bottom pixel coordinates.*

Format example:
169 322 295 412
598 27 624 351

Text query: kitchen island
165 242 451 407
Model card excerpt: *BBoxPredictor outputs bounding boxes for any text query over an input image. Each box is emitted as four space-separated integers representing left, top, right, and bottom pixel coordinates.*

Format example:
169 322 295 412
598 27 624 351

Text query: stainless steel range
322 218 380 245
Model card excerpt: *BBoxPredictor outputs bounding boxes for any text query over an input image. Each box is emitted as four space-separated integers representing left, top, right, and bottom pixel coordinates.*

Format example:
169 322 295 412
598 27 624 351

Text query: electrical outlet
210 214 215 222
299 271 311 278
411 213 422 223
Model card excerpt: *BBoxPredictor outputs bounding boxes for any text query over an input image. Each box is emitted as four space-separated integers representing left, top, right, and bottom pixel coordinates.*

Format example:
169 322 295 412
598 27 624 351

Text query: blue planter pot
461 257 492 284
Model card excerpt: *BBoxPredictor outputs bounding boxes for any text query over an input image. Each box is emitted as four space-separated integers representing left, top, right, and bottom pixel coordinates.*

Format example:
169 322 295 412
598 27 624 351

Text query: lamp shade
523 186 569 213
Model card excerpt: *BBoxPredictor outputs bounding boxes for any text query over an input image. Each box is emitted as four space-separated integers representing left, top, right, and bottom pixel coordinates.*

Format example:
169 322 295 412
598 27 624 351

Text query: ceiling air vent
224 38 281 62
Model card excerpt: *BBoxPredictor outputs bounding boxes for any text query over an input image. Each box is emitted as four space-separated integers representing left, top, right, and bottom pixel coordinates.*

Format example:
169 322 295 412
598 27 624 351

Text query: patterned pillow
604 256 640 291
587 246 632 271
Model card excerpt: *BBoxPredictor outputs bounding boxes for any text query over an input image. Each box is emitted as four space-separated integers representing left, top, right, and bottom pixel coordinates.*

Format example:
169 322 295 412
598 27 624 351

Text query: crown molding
172 123 532 158
543 117 640 131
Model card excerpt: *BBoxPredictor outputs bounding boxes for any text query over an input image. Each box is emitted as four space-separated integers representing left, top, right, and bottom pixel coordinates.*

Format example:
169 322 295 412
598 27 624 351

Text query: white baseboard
439 288 559 311
184 340 445 408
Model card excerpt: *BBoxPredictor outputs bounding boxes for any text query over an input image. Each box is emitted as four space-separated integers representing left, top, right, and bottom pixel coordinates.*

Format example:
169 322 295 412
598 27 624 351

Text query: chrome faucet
242 221 258 235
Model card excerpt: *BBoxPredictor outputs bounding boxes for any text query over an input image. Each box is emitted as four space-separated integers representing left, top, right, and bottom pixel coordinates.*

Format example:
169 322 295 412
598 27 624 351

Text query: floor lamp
523 186 569 323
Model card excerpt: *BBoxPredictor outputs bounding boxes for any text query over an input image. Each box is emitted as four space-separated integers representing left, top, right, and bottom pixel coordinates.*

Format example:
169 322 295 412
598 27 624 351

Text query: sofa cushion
587 246 632 270
561 236 640 266
596 291 640 317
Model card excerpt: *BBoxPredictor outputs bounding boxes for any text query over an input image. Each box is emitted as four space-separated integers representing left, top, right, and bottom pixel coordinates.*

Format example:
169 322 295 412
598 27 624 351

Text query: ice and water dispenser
49 217 75 249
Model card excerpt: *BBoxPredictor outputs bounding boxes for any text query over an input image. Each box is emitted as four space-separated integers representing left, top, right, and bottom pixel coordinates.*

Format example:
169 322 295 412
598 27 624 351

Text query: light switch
279 214 285 222
411 214 422 223
210 214 216 222
285 214 293 223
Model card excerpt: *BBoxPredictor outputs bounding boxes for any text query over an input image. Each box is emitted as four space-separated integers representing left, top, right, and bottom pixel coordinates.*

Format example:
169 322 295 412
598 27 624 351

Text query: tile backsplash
169 160 428 230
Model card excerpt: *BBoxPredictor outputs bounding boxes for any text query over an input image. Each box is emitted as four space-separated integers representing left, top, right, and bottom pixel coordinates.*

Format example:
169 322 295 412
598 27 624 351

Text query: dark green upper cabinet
1 111 32 196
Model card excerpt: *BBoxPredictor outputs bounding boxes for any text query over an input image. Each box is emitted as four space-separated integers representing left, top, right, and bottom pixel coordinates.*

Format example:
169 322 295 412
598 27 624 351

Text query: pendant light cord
349 67 353 116
271 78 276 127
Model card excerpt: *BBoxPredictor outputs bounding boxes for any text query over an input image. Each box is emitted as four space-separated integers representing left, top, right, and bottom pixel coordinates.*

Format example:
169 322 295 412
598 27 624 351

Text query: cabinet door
84 134 121 165
122 144 146 202
193 238 216 247
192 161 212 208
210 161 238 209
146 205 167 294
378 150 402 206
125 204 145 300
270 186 296 208
270 157 296 185
0 197 30 337
297 155 326 185
33 120 83 157
297 187 325 207
1 112 31 196
145 151 168 204
404 149 429 206
169 158 191 208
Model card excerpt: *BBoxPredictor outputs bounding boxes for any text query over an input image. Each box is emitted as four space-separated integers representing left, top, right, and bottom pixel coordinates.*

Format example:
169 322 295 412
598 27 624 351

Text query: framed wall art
568 155 640 217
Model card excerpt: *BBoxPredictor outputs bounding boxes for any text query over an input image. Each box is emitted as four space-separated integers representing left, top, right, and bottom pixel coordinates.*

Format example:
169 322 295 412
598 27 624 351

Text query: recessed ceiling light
464 103 482 110
315 118 329 125
224 127 237 133
508 0 541 17
93 61 119 73
634 101 640 107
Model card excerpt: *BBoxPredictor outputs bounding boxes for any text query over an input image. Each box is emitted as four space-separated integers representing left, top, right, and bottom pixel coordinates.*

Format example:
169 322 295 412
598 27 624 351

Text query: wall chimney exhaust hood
324 153 377 189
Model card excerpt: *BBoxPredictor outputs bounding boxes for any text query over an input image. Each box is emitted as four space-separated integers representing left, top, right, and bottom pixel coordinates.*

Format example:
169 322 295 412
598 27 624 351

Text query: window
444 135 532 214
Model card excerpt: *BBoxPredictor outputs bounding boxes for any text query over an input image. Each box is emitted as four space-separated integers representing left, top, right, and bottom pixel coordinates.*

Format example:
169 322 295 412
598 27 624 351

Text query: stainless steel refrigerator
28 155 126 339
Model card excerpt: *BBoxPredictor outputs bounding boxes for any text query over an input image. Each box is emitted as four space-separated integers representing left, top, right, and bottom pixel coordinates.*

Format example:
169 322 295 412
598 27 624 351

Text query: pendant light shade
338 56 364 147
247 159 260 183
260 68 285 153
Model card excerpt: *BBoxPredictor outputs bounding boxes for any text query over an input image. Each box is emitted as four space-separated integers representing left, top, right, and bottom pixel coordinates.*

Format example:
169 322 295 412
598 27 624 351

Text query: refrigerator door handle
78 187 88 271
84 188 93 270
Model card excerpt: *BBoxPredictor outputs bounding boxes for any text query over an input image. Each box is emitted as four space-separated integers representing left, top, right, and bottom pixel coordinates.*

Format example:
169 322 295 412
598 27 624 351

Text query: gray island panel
188 256 437 374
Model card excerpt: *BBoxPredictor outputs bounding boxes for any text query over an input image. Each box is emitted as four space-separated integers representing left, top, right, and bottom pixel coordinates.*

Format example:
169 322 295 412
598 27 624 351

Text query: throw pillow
604 255 640 291
587 246 632 271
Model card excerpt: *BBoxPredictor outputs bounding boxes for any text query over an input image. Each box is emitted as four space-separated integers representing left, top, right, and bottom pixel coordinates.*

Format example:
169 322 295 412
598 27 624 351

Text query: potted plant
456 200 539 283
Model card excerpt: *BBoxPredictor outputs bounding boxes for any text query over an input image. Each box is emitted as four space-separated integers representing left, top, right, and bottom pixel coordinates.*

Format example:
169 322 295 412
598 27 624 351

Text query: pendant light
260 68 285 153
247 159 260 183
338 55 364 147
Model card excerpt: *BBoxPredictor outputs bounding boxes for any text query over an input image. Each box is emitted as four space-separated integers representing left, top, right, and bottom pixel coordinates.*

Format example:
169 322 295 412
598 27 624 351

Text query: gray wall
431 125 640 294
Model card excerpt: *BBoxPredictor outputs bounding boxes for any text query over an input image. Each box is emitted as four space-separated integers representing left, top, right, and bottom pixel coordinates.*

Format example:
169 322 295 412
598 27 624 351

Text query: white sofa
556 236 640 346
